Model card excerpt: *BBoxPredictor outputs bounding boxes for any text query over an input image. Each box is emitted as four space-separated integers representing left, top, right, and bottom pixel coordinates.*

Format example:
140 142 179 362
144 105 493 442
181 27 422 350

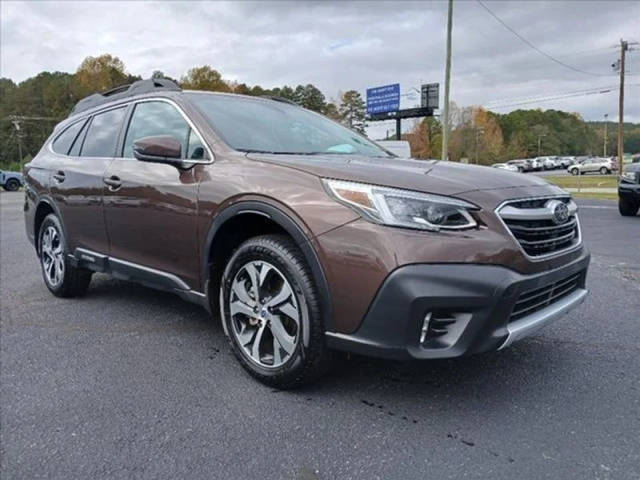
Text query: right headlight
322 179 479 232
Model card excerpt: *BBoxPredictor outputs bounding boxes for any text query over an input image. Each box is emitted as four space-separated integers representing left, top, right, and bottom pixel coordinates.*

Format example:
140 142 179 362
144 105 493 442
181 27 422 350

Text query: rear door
49 107 127 254
102 99 210 289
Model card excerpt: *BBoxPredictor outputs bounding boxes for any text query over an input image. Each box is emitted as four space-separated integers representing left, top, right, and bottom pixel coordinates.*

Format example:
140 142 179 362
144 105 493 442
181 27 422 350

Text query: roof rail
260 95 298 106
71 78 182 115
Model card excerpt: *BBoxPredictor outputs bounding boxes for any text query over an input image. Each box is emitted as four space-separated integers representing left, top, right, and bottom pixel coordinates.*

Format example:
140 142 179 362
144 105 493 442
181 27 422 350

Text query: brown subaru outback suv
24 79 590 387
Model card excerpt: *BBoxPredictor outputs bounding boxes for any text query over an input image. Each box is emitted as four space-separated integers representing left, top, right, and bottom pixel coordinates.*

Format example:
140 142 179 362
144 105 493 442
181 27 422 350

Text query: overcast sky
1 0 639 138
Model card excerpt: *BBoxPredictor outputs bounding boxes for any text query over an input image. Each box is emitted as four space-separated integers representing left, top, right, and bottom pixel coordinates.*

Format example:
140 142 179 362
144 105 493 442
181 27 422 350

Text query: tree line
0 54 366 169
406 103 640 164
1 53 638 169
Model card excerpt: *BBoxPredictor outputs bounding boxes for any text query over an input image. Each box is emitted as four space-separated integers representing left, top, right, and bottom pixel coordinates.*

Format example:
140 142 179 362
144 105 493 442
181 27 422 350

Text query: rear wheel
38 214 92 297
619 196 640 216
220 234 331 388
4 179 20 191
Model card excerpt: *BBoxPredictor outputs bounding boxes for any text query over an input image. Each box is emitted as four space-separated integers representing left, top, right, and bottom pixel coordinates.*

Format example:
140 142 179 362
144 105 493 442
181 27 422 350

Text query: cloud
1 0 639 139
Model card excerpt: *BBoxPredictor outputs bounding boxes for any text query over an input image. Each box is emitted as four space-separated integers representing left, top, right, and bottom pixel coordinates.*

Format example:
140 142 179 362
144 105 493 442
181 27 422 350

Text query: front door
102 100 209 290
50 106 127 255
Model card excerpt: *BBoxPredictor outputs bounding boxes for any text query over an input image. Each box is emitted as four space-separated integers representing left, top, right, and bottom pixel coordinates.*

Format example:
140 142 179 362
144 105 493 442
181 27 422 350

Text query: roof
71 78 182 115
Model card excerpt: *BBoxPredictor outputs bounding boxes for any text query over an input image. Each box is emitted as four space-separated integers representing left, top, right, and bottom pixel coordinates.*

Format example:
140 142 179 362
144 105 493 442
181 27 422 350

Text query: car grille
509 272 583 322
497 197 581 258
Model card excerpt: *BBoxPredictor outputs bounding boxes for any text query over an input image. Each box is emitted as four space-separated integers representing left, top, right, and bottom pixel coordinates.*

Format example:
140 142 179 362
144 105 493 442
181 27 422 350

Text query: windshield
185 92 391 157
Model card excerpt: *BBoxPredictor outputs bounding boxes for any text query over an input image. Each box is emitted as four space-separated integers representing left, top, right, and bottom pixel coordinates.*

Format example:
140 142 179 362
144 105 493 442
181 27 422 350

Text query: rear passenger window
51 120 86 155
81 107 127 157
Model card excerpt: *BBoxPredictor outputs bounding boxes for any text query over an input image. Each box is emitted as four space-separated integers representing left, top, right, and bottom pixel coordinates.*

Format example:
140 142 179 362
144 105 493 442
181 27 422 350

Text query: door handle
103 175 122 190
52 171 66 183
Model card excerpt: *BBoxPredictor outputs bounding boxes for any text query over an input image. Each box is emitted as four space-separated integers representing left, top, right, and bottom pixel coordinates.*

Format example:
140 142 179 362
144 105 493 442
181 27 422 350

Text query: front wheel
220 234 331 388
570 168 578 176
38 214 92 297
600 167 610 175
619 196 640 216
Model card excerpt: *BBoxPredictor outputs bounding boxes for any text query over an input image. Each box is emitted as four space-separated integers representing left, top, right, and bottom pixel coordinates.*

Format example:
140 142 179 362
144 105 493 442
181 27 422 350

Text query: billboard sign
421 83 439 109
366 84 400 115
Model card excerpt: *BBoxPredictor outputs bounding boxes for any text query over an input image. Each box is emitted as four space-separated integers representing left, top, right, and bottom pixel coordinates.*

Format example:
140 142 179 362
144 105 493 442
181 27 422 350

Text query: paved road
1 191 639 479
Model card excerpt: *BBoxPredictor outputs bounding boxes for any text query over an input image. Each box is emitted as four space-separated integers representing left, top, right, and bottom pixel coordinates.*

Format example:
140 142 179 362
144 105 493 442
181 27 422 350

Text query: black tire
38 213 92 297
599 167 610 175
4 179 20 191
619 196 640 216
220 234 331 388
570 168 578 176
517 166 524 173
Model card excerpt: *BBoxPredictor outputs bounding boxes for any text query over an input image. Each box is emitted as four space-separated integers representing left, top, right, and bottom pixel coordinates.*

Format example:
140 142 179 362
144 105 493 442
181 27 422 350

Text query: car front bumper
619 183 640 201
325 249 590 360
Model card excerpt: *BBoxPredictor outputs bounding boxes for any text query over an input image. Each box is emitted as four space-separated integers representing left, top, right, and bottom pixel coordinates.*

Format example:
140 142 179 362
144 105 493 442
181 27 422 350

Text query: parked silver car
568 157 616 175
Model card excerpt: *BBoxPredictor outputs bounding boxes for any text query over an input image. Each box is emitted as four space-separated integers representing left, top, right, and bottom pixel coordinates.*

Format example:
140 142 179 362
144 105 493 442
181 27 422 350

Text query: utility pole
441 0 453 161
3 115 59 164
616 39 627 175
603 113 608 157
11 120 24 163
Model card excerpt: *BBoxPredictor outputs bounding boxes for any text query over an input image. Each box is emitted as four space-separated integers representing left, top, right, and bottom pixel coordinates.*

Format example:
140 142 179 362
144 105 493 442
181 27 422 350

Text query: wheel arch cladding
203 201 334 331
34 199 57 253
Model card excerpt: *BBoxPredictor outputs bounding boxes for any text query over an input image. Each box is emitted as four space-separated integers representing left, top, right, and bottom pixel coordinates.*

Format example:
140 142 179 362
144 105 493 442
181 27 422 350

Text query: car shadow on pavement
305 338 580 410
83 273 578 408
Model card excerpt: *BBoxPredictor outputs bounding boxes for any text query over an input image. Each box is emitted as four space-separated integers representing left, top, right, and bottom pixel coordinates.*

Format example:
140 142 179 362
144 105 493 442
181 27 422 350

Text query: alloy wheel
41 225 64 287
229 260 300 369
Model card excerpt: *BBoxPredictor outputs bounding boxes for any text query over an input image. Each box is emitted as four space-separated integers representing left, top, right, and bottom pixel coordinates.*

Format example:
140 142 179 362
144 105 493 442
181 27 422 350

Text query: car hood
247 153 566 205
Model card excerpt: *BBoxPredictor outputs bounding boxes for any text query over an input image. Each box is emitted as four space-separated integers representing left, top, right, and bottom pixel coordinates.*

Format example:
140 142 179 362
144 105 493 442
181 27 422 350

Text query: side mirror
133 136 182 165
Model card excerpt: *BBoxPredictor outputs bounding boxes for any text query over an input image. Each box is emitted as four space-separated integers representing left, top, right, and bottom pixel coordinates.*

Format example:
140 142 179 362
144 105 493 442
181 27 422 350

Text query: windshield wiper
238 149 296 155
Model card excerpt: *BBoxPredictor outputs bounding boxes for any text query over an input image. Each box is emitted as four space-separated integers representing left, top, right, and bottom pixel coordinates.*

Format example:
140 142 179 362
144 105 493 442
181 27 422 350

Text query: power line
486 84 619 106
476 0 618 77
486 83 640 110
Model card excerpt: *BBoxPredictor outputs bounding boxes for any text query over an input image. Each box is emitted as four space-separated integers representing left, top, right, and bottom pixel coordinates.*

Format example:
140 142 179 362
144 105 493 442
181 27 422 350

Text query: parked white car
491 163 519 172
558 156 576 168
568 157 616 175
540 157 558 170
528 158 542 171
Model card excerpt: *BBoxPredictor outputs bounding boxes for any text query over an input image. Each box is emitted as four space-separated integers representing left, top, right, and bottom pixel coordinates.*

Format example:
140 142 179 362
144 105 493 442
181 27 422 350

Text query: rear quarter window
81 107 127 158
51 120 86 155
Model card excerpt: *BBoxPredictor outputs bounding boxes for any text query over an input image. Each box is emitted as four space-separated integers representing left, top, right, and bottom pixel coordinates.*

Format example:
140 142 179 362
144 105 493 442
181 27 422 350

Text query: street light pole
441 0 453 161
537 134 546 156
474 127 484 165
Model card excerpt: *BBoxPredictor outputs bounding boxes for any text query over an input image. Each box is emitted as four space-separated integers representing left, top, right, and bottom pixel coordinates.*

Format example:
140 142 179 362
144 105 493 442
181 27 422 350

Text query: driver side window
122 101 207 160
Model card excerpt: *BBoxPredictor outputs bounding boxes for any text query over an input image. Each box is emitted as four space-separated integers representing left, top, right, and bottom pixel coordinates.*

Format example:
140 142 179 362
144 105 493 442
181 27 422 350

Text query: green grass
542 175 618 189
571 192 618 201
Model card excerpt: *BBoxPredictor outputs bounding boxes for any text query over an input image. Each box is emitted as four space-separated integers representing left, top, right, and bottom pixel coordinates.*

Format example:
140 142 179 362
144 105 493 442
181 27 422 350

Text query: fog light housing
420 312 432 345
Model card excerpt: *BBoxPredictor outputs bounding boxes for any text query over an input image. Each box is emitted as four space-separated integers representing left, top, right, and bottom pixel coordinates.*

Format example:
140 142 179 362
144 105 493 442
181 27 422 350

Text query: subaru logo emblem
547 200 569 225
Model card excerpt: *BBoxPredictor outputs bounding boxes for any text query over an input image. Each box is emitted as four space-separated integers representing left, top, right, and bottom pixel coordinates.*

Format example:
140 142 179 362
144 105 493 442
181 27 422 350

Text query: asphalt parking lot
1 191 639 479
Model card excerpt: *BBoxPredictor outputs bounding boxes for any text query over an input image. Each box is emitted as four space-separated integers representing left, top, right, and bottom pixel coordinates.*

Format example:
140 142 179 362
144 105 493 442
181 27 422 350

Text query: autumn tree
338 90 367 134
180 66 231 92
74 54 134 97
471 107 504 164
323 102 341 121
407 117 442 159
